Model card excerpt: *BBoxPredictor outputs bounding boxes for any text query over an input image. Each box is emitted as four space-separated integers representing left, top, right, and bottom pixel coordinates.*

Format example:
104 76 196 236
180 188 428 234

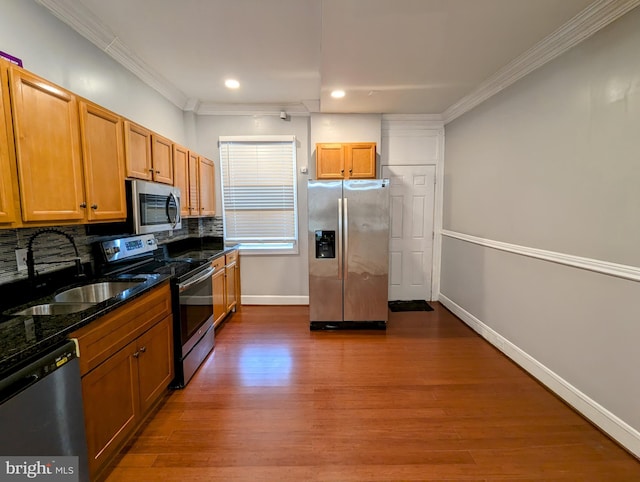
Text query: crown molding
36 0 188 109
442 0 640 124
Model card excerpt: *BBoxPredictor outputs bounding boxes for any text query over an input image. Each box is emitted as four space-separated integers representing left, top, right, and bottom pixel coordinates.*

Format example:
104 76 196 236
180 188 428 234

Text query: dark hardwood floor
105 303 640 481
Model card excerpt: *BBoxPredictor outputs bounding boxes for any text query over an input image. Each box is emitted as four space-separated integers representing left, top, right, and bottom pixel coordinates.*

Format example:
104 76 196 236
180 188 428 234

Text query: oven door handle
178 266 215 292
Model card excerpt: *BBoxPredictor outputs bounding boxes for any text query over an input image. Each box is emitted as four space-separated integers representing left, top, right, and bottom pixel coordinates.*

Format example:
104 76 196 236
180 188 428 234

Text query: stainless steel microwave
130 179 181 234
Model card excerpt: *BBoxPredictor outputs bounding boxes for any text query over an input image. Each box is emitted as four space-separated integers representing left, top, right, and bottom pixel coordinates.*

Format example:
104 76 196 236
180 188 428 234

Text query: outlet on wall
15 248 28 271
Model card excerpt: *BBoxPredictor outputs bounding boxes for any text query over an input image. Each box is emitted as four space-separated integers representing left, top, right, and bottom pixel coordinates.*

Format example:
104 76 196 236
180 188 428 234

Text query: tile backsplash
0 216 224 285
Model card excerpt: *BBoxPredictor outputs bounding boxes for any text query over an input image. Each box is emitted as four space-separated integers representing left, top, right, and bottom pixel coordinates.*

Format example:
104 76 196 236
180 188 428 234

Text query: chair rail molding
441 230 640 283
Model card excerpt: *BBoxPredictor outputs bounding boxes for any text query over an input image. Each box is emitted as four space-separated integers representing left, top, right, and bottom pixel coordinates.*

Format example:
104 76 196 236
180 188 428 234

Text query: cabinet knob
91 204 98 210
349 169 353 173
148 168 154 173
80 202 87 208
156 170 160 174
133 351 140 358
139 346 147 353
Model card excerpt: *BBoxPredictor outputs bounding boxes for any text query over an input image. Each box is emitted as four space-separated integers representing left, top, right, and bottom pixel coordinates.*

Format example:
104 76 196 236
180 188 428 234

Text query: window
219 135 298 254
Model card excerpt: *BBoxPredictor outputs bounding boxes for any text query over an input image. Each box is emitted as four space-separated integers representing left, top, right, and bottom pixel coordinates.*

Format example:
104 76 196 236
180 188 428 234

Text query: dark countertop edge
0 274 171 378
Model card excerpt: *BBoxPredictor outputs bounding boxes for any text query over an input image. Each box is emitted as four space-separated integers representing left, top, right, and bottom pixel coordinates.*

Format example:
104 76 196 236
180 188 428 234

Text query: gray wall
1 0 185 143
442 7 640 450
196 114 311 303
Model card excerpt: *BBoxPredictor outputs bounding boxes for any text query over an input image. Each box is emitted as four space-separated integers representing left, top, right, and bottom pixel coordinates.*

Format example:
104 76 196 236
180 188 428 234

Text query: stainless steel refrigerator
308 179 390 330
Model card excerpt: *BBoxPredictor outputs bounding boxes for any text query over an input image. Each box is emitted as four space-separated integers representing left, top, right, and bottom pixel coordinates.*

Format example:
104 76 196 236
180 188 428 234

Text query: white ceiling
39 0 618 116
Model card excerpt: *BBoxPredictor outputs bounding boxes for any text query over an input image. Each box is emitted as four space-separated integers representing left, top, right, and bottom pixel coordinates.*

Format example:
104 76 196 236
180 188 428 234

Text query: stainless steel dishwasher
0 340 89 482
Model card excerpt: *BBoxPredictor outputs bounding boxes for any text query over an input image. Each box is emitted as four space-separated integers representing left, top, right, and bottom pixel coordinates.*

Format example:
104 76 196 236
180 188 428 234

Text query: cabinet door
212 259 226 327
124 121 152 180
79 101 127 222
151 133 173 185
82 342 139 478
199 157 215 216
10 67 85 222
346 143 376 179
173 144 190 217
137 315 174 414
225 260 237 313
316 144 345 179
0 62 17 225
188 151 200 216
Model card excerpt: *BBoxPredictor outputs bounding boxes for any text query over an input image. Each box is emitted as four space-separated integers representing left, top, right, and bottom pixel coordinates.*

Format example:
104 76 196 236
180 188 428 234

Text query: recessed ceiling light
331 90 345 99
225 79 240 89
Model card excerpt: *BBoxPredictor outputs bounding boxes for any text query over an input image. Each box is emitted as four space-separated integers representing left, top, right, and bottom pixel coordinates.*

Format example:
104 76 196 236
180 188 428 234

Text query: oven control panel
101 234 158 263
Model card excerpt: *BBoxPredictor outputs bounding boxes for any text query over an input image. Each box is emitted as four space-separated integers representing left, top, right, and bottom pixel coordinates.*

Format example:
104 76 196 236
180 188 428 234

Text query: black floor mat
388 300 434 312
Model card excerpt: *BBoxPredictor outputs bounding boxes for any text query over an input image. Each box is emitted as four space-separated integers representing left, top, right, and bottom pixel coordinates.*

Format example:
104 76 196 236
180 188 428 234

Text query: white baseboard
241 295 309 305
438 294 640 459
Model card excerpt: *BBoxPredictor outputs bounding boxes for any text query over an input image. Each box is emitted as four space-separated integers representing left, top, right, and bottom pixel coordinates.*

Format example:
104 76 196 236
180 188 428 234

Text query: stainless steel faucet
26 229 84 287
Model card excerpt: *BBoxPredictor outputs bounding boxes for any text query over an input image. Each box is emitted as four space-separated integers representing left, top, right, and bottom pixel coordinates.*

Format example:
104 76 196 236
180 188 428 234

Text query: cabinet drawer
70 283 171 376
212 256 225 271
225 250 237 265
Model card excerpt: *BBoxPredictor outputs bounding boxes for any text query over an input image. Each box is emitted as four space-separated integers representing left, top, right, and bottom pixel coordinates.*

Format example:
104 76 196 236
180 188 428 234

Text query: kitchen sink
53 281 143 303
12 302 97 317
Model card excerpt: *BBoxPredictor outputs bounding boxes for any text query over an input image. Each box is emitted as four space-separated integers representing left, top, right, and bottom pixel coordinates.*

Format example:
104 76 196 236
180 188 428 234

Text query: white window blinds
219 135 298 249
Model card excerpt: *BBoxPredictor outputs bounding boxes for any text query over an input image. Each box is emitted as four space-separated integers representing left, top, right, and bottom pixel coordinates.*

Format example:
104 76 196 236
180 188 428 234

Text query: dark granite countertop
164 236 238 262
0 273 171 378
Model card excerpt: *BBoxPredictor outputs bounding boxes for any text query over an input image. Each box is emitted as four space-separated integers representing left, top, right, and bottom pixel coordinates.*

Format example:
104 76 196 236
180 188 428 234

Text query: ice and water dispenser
315 230 335 258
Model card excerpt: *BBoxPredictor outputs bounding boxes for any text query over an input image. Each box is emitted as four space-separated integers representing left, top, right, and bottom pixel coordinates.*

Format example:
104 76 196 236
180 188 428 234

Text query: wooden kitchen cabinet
124 122 174 185
316 142 376 179
80 340 139 478
188 151 201 215
225 250 238 313
70 283 173 480
212 256 226 327
151 133 174 185
134 314 174 414
79 100 127 222
9 67 86 222
173 146 202 217
0 61 18 226
199 156 215 215
124 120 152 181
173 144 190 217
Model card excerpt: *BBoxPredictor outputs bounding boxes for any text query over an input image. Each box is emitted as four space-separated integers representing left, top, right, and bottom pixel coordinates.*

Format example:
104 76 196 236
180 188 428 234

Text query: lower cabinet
212 249 241 328
212 256 226 327
225 251 238 313
70 283 173 480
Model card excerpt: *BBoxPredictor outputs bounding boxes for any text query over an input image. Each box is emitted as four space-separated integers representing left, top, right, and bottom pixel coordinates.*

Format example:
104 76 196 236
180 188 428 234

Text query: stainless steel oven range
95 234 214 388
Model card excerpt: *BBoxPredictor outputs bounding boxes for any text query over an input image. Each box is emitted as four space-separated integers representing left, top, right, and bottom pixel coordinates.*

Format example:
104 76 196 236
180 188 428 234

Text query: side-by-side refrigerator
308 179 390 330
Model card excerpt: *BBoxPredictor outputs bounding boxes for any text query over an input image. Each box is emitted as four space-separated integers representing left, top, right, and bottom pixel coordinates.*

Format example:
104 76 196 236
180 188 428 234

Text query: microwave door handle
167 192 180 227
178 266 215 292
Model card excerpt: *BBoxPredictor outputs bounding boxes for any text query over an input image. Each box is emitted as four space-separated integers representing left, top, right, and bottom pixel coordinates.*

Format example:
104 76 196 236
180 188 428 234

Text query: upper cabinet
188 151 201 215
174 147 205 218
0 62 18 226
172 144 190 217
79 101 127 222
124 121 152 181
151 133 174 184
124 121 174 185
199 157 215 216
9 67 85 223
316 142 376 180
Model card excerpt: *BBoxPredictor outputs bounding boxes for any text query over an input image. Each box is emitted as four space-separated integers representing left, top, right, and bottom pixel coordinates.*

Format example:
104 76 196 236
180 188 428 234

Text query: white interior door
383 165 435 301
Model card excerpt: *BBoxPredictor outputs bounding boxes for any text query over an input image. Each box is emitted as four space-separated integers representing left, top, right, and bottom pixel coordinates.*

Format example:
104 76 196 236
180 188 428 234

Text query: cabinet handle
139 346 147 353
80 202 87 208
133 351 140 358
91 204 98 210
349 169 352 173
155 170 160 174
341 169 344 174
148 168 154 173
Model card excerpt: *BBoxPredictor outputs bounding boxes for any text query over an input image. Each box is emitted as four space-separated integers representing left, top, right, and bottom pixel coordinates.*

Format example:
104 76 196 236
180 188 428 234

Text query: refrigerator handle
337 198 343 280
343 197 348 279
